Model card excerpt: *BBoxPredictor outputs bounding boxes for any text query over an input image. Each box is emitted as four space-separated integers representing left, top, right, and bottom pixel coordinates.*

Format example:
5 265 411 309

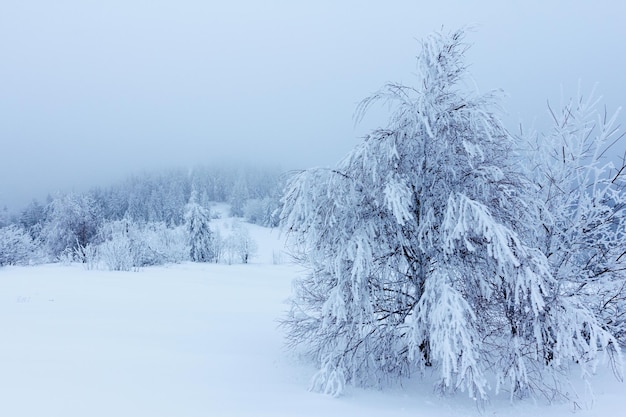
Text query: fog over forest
1 0 625 211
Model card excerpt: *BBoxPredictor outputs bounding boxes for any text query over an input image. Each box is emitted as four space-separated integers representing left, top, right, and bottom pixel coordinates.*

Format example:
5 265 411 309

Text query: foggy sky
1 0 625 211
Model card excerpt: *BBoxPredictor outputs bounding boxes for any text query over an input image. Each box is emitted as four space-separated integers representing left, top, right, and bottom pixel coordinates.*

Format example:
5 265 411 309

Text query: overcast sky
1 0 625 210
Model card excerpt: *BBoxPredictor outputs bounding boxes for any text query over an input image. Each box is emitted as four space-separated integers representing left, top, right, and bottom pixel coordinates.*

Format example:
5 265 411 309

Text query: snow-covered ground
1 222 624 416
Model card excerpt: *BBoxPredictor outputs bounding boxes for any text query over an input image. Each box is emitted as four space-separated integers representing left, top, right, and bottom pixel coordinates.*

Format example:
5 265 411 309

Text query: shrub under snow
0 225 40 266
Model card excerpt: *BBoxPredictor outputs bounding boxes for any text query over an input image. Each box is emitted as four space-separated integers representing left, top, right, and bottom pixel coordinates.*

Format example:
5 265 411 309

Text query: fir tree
185 191 215 263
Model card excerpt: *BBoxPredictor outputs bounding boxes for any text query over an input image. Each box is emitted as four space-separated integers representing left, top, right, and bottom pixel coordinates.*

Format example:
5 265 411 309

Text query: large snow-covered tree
280 29 622 400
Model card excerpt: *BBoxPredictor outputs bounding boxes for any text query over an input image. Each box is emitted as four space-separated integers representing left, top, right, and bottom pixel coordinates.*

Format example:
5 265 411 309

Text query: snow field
0 220 624 416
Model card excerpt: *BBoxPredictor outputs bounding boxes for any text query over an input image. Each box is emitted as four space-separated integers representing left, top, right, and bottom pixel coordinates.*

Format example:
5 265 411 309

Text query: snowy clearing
0 261 624 416
1 215 625 416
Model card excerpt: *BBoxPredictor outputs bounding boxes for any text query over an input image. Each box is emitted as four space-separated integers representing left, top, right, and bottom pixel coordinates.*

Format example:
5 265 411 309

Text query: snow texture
0 225 624 416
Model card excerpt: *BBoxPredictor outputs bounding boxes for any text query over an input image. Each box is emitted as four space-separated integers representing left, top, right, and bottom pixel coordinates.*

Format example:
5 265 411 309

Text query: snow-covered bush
96 219 189 271
98 233 137 271
0 225 40 266
216 221 257 264
73 242 99 270
147 223 189 264
280 29 622 401
229 222 257 264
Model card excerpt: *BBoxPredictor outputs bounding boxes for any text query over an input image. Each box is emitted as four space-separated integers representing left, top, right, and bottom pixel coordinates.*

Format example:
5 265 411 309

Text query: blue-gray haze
1 0 625 210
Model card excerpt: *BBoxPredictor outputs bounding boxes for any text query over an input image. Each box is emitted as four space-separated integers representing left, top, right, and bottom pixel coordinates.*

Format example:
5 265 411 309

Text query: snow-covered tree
19 199 46 239
0 225 39 266
229 221 257 264
280 29 622 400
0 205 9 228
229 171 249 217
185 192 216 263
522 88 626 346
42 192 102 259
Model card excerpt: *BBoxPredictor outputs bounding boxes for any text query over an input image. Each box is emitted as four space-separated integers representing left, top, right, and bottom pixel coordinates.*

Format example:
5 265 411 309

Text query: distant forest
0 164 286 268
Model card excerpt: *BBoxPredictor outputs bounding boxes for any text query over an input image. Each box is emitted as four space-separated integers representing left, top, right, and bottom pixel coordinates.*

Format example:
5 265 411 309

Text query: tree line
0 164 284 268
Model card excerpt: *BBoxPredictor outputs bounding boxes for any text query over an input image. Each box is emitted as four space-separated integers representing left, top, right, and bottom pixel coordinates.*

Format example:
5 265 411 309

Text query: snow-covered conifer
0 205 9 228
281 29 622 400
229 172 249 217
185 191 215 263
